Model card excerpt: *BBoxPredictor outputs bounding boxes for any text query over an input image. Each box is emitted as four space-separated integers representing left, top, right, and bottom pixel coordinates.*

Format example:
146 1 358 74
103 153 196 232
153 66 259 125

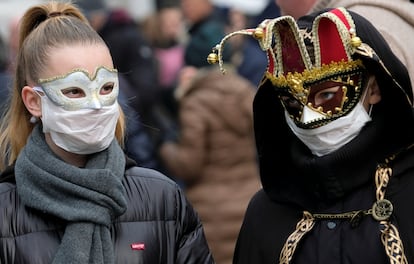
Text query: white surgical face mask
285 101 371 157
38 94 120 154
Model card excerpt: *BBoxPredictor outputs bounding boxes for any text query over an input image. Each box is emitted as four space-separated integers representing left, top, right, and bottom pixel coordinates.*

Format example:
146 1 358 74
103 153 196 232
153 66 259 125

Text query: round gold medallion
372 199 393 221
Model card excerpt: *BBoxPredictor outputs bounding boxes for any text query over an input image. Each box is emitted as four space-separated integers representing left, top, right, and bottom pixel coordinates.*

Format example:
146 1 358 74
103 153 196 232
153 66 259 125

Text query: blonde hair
0 1 125 170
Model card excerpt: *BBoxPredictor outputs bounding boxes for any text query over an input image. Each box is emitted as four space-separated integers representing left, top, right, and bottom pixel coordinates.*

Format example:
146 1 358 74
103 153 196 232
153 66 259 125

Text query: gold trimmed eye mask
207 7 385 129
271 60 366 128
35 66 119 111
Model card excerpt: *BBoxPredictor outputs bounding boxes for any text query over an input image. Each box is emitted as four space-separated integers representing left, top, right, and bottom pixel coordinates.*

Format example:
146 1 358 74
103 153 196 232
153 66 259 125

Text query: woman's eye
314 86 339 106
319 91 335 100
61 87 85 98
100 82 114 95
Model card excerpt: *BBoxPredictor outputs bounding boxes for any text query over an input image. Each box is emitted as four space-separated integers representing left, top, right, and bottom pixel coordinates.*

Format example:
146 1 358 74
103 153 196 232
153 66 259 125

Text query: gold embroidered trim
38 66 117 84
279 211 315 264
265 59 364 90
271 17 312 77
375 165 408 264
312 8 358 67
278 163 408 264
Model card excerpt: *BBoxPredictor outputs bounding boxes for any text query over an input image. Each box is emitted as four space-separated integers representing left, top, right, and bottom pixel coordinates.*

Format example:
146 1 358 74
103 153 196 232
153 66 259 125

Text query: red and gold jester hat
208 7 411 129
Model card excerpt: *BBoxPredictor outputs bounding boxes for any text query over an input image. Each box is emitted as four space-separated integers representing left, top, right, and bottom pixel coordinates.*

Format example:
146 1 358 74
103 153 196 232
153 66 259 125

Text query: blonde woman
0 2 213 263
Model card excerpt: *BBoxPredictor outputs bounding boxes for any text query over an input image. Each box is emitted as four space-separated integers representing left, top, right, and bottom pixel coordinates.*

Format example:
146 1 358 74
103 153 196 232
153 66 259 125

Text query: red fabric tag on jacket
130 243 145 251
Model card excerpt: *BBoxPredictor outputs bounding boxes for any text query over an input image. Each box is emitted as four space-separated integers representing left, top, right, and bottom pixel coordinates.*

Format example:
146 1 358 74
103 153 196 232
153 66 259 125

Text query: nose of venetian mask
89 94 102 110
300 105 325 124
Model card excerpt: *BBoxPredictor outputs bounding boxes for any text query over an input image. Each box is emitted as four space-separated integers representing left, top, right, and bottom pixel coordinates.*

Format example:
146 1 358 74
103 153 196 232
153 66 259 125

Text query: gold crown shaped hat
208 7 411 129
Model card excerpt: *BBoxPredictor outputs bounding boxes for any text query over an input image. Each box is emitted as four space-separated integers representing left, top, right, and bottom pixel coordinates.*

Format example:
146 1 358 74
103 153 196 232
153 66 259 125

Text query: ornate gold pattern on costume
312 10 356 67
375 165 408 264
266 60 364 91
207 8 376 129
372 199 393 221
380 223 408 264
313 209 372 228
266 59 364 121
278 163 408 264
208 6 411 263
279 211 315 264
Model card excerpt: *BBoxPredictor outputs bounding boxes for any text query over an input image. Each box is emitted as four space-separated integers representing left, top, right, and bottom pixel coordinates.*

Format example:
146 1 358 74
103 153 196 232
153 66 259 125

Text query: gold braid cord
375 166 408 264
279 211 315 264
277 164 407 264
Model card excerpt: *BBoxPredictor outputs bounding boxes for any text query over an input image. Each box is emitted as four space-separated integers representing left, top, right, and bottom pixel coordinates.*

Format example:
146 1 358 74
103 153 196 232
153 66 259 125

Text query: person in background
276 0 414 101
0 34 12 116
76 0 160 123
180 0 231 68
0 16 22 118
159 64 261 264
0 1 214 263
225 0 281 87
147 0 185 92
141 0 186 138
3 15 21 75
209 7 414 263
275 0 316 20
117 76 163 170
76 0 171 173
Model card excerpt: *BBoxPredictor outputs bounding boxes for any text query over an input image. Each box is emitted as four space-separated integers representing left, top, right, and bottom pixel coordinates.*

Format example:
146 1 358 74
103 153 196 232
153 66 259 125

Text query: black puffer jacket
0 159 214 264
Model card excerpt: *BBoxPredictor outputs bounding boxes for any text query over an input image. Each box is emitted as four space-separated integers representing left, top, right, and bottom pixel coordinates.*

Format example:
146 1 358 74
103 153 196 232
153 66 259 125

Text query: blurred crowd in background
2 0 414 263
0 0 277 263
0 0 270 39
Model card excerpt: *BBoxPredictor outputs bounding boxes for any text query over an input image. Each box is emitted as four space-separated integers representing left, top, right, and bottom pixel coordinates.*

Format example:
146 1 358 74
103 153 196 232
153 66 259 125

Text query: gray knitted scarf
15 125 127 264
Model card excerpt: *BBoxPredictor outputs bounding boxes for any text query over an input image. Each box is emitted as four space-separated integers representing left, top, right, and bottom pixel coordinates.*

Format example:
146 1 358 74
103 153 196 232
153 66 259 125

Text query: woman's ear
22 86 42 117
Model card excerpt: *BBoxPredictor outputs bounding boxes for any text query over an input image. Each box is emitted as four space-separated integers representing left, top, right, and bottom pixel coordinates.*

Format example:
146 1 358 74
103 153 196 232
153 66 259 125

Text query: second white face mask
285 101 371 157
40 95 120 155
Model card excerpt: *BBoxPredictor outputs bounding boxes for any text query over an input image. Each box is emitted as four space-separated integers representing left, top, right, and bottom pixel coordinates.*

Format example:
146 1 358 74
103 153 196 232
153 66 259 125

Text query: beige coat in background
160 67 261 264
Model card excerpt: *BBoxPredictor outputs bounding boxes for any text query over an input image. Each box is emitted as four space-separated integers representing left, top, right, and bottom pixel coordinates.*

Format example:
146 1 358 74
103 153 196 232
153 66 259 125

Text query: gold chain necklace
279 162 408 264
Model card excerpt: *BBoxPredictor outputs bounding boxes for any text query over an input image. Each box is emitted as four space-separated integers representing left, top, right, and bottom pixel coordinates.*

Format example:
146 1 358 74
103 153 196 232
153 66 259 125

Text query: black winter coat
234 149 414 263
233 9 414 264
0 159 214 264
233 79 414 263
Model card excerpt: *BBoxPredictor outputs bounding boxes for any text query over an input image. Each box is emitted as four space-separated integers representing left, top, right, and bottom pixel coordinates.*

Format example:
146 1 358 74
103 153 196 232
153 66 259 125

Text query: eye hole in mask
307 81 346 113
60 82 115 98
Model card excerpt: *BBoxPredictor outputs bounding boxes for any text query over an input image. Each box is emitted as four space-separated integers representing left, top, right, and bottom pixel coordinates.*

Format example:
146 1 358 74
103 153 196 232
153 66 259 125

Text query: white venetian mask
35 66 119 111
